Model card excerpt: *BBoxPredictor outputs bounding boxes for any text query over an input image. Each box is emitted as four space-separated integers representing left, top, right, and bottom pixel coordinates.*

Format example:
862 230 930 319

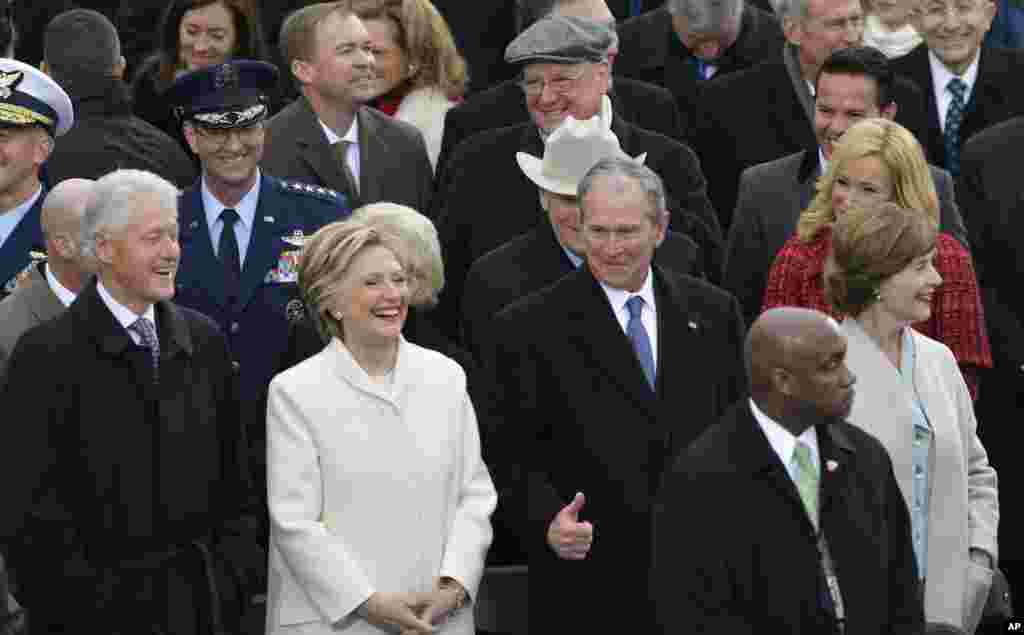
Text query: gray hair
352 203 444 307
44 9 122 87
773 0 810 21
81 170 179 260
667 0 744 32
577 157 669 226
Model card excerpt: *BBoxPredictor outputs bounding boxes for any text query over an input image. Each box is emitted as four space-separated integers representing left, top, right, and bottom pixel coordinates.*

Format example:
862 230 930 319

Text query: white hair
80 169 179 259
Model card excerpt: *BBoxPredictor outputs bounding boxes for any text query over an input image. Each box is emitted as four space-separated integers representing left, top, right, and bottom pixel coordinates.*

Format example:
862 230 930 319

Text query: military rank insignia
265 233 304 283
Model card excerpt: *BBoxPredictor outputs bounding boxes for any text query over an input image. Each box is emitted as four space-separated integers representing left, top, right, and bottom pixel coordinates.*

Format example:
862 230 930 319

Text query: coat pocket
962 558 993 634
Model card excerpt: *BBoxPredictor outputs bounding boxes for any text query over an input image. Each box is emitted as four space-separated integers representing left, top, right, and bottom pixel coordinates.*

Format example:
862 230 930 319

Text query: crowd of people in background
0 0 1021 633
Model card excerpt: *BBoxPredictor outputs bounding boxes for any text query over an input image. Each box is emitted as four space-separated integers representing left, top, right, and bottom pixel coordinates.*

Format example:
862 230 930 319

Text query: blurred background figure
354 0 469 170
861 0 922 57
131 0 273 146
826 201 998 634
763 118 989 398
267 216 495 635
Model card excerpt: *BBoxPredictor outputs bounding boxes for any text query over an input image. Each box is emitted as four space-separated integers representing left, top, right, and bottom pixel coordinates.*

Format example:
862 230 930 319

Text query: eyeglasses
918 1 986 20
518 66 588 98
194 123 263 149
809 13 865 33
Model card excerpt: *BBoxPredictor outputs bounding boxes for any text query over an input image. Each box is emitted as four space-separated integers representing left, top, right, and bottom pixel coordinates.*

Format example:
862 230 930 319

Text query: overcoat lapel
294 98 352 199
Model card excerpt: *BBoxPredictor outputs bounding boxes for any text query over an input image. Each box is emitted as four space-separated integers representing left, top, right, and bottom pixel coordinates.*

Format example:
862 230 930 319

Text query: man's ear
182 123 200 155
112 56 127 80
773 366 794 397
291 59 313 85
782 16 803 46
94 231 114 267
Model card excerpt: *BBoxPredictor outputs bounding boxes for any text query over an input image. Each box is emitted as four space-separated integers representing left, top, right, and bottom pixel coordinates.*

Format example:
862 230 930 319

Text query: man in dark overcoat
0 168 263 634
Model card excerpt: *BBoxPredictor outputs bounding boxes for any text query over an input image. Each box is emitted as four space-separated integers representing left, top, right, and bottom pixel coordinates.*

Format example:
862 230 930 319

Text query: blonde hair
280 1 354 71
352 0 468 99
352 202 444 306
298 219 409 341
824 201 937 316
797 118 938 242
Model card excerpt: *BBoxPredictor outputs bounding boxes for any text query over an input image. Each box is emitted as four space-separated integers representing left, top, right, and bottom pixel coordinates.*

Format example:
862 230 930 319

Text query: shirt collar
818 147 829 174
599 266 656 315
44 263 77 307
749 398 820 472
319 115 359 146
96 279 156 329
928 48 981 94
202 170 261 232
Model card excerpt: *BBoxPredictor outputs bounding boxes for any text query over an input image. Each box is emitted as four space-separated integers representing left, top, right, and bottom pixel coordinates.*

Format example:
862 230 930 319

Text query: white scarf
863 14 923 58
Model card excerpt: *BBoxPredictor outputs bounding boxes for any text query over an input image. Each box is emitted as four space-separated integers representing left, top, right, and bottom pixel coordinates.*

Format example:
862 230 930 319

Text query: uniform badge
282 229 307 248
264 235 304 284
3 259 36 293
0 70 24 100
286 298 307 324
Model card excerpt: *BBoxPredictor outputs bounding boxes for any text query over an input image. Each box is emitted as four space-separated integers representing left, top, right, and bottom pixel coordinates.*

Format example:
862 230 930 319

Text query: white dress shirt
0 186 42 248
96 280 157 346
202 170 261 267
599 267 658 367
749 398 821 484
44 263 76 307
929 49 980 132
320 116 361 190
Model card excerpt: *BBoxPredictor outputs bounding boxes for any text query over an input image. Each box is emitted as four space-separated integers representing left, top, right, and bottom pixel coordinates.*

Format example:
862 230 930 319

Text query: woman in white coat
825 202 998 634
265 213 496 635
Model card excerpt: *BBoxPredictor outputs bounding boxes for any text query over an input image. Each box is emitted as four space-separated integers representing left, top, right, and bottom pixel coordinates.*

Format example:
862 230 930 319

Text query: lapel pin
189 220 199 229
282 229 307 248
826 460 839 472
264 216 275 223
688 320 698 330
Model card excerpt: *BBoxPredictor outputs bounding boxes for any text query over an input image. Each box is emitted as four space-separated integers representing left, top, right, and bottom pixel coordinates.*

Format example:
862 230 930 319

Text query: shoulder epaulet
276 178 346 205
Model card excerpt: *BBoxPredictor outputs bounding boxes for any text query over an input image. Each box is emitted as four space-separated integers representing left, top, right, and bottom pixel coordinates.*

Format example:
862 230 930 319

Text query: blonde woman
354 0 468 169
762 117 989 397
826 202 998 634
266 219 496 635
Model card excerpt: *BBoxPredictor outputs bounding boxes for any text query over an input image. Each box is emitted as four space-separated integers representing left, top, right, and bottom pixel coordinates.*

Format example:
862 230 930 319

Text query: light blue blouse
901 327 933 580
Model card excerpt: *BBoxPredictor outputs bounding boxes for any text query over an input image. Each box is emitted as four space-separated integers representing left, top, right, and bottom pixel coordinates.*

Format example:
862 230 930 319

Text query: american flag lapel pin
826 460 839 472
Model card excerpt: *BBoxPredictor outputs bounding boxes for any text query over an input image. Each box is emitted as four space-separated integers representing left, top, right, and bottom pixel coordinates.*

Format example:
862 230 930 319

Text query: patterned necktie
219 208 241 305
793 441 819 529
129 316 160 382
690 56 707 81
333 140 361 204
626 296 656 390
944 78 967 177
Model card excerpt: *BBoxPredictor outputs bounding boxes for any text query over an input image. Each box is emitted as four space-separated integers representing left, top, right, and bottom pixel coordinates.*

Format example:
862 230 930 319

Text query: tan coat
841 319 998 632
265 337 496 635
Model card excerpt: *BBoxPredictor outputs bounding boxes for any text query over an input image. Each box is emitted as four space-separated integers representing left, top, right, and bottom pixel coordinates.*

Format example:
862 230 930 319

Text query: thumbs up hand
546 492 594 560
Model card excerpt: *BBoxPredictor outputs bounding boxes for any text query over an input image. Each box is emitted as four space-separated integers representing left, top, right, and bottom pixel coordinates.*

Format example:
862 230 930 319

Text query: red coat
763 228 991 398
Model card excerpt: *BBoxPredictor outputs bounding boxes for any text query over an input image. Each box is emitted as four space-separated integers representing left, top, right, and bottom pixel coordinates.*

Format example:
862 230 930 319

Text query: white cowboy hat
517 96 645 196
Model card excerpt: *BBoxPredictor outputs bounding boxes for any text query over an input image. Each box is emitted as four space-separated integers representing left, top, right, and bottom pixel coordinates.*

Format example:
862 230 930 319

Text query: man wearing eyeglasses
432 14 722 346
168 60 350 573
889 0 1024 177
691 0 929 229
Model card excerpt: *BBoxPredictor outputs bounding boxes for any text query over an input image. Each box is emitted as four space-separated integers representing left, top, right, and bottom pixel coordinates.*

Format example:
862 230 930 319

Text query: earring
332 310 344 321
408 63 418 76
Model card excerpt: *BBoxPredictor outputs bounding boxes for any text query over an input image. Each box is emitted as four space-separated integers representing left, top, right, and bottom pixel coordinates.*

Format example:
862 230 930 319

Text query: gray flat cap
505 15 613 65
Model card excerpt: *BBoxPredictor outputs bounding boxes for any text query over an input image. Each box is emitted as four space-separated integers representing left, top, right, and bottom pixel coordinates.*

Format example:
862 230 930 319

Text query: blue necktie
219 208 241 305
690 56 707 81
626 296 656 390
630 0 643 17
944 78 967 177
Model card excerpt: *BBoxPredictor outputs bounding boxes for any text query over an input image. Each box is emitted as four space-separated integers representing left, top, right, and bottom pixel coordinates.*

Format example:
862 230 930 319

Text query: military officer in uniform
0 58 73 300
168 59 351 503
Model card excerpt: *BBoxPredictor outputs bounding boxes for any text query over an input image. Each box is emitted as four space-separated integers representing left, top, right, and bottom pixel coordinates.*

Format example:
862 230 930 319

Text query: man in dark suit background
0 169 263 634
435 0 687 178
0 178 94 377
614 0 785 135
41 9 197 189
724 46 967 327
889 0 1024 177
262 2 433 213
435 15 721 343
651 307 923 634
492 158 746 633
957 116 1024 602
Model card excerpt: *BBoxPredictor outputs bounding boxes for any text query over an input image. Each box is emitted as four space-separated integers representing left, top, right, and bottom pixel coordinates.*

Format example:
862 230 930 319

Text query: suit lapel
25 266 66 323
356 108 375 205
294 98 352 196
963 48 1009 142
564 268 658 416
817 422 856 528
909 47 947 167
237 179 287 309
178 185 227 308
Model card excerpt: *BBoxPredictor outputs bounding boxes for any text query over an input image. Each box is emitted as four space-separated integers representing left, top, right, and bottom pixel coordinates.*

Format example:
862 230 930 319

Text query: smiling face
913 0 995 74
815 72 895 159
785 0 865 78
523 61 610 134
0 126 50 203
296 11 378 109
184 121 264 191
830 154 896 215
875 248 942 324
96 192 180 315
178 1 238 71
334 244 410 345
363 16 409 99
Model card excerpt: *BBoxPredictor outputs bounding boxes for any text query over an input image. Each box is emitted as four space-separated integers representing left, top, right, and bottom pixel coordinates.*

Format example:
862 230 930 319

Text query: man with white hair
615 0 784 132
0 178 95 377
691 0 928 227
0 169 263 634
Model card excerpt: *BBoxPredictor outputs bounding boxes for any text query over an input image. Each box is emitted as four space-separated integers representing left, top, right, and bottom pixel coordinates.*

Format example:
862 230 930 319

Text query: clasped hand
547 492 594 560
361 579 465 634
